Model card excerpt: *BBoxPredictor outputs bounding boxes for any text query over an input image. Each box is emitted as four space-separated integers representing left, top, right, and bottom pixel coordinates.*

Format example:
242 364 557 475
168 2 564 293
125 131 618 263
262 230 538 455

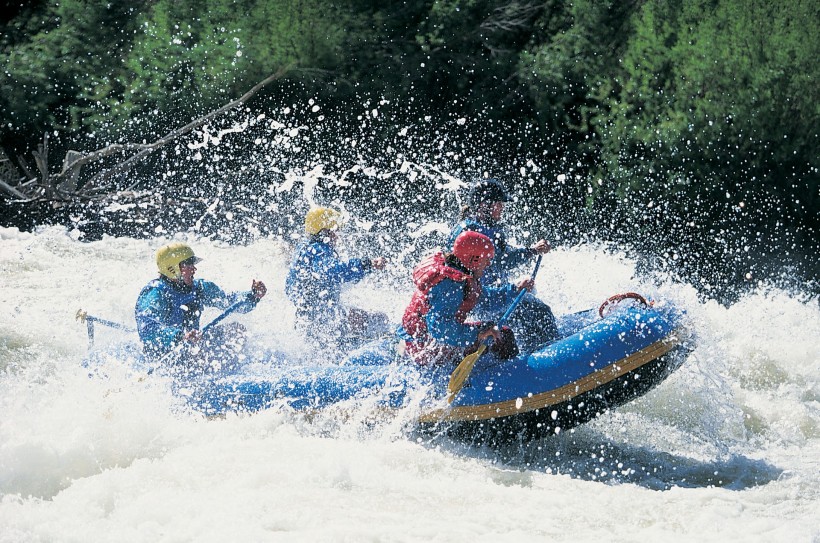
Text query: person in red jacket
398 231 529 366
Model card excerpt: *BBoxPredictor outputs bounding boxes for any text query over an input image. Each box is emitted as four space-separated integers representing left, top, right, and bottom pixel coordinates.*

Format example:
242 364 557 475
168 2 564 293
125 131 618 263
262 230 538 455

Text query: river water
0 225 818 542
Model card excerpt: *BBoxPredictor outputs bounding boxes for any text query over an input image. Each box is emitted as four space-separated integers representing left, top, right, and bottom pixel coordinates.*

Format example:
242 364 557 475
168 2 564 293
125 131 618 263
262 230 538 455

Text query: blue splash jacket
413 277 515 347
285 238 373 322
448 218 536 316
135 276 256 354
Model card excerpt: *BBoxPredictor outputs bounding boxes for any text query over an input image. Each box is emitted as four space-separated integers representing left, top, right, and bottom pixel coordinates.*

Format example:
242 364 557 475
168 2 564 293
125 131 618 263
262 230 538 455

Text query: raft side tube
429 305 688 414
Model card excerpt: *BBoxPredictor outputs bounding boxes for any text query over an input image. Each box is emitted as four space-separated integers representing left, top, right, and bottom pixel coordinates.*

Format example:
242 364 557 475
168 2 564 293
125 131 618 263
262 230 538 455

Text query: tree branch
1 68 292 203
80 66 291 192
0 179 29 200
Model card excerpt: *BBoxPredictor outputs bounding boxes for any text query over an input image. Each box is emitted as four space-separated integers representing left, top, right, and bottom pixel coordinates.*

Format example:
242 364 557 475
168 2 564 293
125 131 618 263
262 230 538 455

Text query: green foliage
414 0 533 107
0 0 353 148
340 0 543 118
0 0 817 280
589 0 819 226
109 0 350 138
0 0 139 150
518 0 635 135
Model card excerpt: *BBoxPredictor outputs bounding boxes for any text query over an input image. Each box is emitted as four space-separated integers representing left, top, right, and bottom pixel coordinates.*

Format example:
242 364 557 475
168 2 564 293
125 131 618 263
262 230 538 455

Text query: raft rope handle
598 292 650 318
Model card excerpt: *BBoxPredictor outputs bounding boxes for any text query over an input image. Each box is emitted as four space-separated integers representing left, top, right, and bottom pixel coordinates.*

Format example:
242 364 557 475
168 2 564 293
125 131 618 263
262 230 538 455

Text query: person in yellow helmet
135 242 267 366
285 206 388 350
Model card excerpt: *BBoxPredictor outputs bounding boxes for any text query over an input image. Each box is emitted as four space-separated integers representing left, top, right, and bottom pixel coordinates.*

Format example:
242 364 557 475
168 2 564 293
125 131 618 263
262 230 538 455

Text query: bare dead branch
0 151 39 201
32 133 49 182
80 67 291 192
1 68 291 203
0 179 29 200
481 2 543 33
16 155 36 182
57 150 84 193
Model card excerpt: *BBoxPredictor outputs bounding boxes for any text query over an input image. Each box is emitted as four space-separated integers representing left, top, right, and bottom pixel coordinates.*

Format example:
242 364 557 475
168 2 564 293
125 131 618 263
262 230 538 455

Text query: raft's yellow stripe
417 330 683 424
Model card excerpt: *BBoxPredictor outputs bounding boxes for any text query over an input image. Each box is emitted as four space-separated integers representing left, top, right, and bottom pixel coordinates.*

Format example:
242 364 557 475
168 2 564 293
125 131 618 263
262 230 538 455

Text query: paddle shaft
157 297 251 365
79 294 247 338
77 309 136 347
85 315 135 332
498 254 542 327
202 298 249 333
447 254 544 403
498 288 527 327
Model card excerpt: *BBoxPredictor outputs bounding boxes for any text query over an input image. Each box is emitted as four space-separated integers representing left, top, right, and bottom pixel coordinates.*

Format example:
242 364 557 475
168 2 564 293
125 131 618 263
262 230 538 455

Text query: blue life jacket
135 276 256 355
285 238 373 323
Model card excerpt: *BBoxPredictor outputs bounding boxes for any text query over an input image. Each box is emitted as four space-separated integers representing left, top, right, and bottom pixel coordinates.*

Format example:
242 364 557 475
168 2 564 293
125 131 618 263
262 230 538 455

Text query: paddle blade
447 344 487 403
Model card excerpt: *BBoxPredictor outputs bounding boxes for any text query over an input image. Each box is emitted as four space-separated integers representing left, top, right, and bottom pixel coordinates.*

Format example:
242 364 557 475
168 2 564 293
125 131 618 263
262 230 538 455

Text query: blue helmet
469 179 511 207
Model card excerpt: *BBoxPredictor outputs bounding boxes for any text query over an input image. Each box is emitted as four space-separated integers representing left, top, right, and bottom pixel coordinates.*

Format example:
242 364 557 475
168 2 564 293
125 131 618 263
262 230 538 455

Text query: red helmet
452 231 495 272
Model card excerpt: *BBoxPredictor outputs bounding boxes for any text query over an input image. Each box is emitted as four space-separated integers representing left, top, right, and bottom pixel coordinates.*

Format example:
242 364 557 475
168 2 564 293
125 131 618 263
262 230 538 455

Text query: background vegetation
1 0 817 299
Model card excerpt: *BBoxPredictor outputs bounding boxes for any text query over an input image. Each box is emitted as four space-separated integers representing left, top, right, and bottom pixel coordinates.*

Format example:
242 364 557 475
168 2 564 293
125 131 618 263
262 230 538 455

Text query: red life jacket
401 252 482 345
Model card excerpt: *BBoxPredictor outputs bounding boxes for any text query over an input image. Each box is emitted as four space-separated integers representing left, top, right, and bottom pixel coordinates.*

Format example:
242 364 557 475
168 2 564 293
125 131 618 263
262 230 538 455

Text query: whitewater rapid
1 225 818 542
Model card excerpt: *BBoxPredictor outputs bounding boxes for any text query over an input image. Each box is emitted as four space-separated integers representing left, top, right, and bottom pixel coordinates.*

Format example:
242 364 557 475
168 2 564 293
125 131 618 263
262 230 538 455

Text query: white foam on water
1 226 818 542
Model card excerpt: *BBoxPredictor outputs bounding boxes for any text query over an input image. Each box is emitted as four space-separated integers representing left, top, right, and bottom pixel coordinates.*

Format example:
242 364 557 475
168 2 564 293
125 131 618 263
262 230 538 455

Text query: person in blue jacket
135 242 267 367
399 230 525 366
449 178 557 351
285 207 387 350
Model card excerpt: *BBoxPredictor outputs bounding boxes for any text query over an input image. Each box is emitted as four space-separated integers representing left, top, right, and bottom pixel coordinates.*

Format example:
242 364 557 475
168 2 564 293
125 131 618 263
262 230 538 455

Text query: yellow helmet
156 242 201 279
305 207 343 236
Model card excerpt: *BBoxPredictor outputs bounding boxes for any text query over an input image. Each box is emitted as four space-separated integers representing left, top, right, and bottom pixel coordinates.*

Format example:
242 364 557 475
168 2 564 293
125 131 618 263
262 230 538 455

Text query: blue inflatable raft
172 295 692 443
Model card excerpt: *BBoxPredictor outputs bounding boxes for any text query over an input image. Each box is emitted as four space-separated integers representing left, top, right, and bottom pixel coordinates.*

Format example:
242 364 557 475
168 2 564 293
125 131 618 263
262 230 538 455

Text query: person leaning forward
134 242 266 367
285 206 388 350
398 230 524 366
